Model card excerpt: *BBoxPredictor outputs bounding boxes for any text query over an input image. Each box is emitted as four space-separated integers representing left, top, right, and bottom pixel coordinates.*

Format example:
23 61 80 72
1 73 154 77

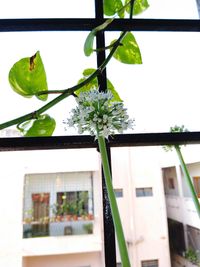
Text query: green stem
97 135 131 267
175 145 200 218
0 31 127 131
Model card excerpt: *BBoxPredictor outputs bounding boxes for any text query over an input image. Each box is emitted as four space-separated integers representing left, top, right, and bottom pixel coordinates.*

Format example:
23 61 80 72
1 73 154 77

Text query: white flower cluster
67 90 134 138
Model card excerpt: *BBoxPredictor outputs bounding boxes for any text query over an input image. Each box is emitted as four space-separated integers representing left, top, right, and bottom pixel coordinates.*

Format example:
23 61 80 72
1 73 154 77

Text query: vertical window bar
94 0 117 266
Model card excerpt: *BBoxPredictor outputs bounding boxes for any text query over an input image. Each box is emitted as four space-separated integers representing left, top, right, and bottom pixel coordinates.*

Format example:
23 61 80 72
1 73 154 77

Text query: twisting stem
175 145 200 218
130 0 135 18
98 135 131 267
0 31 127 130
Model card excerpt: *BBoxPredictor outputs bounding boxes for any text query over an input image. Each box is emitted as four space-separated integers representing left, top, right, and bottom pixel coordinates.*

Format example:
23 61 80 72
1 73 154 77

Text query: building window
193 177 200 197
56 191 89 218
141 259 158 267
31 193 50 237
114 189 123 198
23 171 94 238
168 177 175 189
168 219 186 255
136 187 153 197
187 225 200 254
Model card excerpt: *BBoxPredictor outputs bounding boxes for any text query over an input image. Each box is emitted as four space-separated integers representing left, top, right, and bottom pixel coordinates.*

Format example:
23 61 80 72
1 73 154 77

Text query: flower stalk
175 145 200 218
98 135 131 267
66 89 133 266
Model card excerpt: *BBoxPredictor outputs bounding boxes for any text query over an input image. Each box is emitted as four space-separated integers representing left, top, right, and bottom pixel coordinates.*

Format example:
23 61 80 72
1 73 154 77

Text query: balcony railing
23 215 94 238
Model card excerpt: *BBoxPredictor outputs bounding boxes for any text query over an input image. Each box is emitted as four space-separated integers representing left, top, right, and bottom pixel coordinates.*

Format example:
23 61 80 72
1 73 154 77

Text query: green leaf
84 19 114 56
84 31 96 57
19 114 56 137
77 68 122 102
125 0 149 15
9 51 48 101
103 0 124 18
111 32 142 64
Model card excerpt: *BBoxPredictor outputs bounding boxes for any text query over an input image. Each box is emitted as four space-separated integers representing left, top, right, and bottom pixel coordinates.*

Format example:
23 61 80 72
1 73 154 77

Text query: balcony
23 214 94 238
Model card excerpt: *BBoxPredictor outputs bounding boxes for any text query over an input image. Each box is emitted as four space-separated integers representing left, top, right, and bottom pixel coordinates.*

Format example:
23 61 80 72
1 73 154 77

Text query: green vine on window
0 0 149 135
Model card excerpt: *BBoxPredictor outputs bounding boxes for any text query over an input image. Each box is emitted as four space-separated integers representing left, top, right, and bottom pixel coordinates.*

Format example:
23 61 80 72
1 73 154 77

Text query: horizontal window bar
1 132 200 151
0 18 199 32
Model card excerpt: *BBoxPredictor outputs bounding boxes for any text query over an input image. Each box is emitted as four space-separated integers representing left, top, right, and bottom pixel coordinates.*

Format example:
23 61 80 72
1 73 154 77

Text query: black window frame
1 1 200 266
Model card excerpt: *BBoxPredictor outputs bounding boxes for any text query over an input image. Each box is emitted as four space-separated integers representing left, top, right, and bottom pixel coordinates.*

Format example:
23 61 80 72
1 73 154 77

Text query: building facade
162 145 200 267
0 146 171 267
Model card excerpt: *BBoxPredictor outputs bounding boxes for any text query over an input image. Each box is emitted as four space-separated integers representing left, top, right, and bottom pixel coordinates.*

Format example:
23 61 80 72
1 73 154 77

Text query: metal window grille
0 1 200 266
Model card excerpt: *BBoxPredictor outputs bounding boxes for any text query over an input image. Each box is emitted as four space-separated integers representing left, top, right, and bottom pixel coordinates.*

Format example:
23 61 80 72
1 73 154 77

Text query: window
168 178 175 189
162 167 179 196
56 191 89 217
193 177 200 197
187 225 200 253
1 1 200 267
168 219 186 255
141 260 158 267
31 193 50 237
114 189 123 198
136 187 153 197
23 171 94 238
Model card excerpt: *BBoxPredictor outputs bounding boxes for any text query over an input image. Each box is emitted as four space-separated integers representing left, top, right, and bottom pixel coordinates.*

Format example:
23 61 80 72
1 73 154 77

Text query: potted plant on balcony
51 203 63 222
184 248 200 266
24 208 33 224
72 201 79 221
83 223 93 234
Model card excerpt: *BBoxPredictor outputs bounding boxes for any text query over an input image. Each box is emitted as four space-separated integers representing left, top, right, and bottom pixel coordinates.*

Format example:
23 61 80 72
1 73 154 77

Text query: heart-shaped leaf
111 32 142 64
9 51 48 101
76 68 122 102
125 0 149 16
19 114 56 137
103 0 124 18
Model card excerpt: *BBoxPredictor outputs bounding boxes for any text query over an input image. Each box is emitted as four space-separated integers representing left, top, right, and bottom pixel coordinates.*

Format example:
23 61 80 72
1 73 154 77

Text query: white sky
0 0 199 136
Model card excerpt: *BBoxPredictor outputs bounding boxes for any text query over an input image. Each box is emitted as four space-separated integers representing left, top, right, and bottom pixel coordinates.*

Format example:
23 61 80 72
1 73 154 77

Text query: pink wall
23 252 103 267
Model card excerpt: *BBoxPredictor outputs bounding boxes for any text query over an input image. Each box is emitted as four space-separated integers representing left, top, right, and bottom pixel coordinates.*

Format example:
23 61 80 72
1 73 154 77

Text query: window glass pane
0 0 94 18
162 167 179 196
136 187 153 197
106 32 200 133
193 177 200 197
187 225 200 256
104 0 199 19
0 31 96 137
144 187 153 196
114 189 123 198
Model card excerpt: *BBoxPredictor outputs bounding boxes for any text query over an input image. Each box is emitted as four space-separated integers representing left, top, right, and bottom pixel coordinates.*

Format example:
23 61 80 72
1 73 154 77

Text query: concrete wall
111 147 171 267
23 252 102 267
0 149 103 267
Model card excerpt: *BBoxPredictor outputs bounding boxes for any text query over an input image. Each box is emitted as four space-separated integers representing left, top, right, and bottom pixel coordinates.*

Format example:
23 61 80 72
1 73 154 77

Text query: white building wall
23 252 102 267
0 149 104 267
0 146 172 267
111 147 171 267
